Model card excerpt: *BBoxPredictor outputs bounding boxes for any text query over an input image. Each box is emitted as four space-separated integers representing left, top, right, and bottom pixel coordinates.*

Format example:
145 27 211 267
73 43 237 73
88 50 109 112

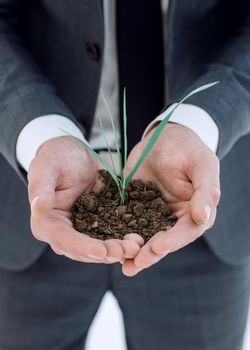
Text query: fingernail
204 205 211 222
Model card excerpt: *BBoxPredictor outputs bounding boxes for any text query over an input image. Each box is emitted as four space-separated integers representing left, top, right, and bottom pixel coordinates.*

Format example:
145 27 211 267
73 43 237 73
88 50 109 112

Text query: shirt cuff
143 103 220 153
16 115 86 172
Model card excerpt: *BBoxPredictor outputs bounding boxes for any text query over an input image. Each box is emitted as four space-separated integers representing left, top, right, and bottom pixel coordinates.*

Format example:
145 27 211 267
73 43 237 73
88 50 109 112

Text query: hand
28 136 142 263
122 123 221 276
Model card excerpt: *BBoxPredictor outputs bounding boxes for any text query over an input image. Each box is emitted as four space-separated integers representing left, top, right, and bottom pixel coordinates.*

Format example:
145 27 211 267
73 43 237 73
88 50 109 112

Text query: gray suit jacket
0 0 249 270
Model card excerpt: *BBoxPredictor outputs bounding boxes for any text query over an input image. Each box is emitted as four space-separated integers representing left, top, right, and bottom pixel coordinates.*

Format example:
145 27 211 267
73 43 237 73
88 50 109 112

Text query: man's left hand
122 123 221 276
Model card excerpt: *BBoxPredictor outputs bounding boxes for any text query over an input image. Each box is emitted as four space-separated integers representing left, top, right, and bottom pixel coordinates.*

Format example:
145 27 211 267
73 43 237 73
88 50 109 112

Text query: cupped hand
28 136 142 264
122 123 221 276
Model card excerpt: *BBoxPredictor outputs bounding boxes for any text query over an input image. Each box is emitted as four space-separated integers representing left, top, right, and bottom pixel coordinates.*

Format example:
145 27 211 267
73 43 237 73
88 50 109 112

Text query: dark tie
116 0 165 153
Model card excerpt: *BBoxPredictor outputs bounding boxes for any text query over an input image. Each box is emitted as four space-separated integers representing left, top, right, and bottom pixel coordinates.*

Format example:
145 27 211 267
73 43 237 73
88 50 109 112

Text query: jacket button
85 42 101 61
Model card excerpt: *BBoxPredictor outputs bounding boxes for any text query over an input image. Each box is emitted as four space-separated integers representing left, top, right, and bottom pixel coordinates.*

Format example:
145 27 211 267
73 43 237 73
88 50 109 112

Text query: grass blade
125 81 219 185
101 89 123 176
178 81 219 103
99 115 116 174
122 88 128 189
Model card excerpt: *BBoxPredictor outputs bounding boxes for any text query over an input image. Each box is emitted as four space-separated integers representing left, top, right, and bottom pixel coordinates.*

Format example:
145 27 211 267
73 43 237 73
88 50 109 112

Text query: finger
105 236 142 263
122 234 144 259
105 239 124 262
189 155 220 225
122 240 142 259
122 248 169 276
150 213 204 255
31 218 107 260
190 190 212 225
64 254 108 264
28 157 58 219
62 251 107 264
122 259 143 277
123 233 144 246
134 245 169 270
122 235 162 276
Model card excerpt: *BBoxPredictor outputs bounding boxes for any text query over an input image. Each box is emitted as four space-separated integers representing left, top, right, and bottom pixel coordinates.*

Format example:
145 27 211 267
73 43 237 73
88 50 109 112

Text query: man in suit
0 0 250 349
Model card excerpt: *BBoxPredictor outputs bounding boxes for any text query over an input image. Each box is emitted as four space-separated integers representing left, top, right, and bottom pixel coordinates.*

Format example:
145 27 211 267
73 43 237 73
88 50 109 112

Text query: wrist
36 136 99 170
16 115 86 172
145 121 182 140
36 135 74 157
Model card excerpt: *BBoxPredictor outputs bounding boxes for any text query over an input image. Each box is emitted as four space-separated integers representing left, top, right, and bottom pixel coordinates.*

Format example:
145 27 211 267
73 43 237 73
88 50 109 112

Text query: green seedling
63 82 219 205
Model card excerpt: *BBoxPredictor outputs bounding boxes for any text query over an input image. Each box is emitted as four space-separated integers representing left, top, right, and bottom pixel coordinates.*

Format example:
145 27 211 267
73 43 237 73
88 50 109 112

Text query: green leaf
178 81 219 104
122 88 128 188
125 81 219 185
101 89 123 176
99 114 116 174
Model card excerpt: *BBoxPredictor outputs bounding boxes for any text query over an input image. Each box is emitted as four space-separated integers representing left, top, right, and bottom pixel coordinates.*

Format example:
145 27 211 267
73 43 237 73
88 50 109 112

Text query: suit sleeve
0 1 79 177
174 3 250 160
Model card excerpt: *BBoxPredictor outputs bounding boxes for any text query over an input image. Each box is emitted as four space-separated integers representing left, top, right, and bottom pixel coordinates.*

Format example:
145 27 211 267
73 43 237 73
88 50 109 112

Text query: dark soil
71 170 177 243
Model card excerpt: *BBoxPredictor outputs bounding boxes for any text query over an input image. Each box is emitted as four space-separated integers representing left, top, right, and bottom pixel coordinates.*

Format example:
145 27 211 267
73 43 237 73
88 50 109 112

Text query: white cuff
143 103 219 153
16 115 86 172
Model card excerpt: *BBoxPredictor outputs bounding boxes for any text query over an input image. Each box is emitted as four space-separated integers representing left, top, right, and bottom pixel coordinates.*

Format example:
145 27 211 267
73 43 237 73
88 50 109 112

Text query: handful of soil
71 170 177 242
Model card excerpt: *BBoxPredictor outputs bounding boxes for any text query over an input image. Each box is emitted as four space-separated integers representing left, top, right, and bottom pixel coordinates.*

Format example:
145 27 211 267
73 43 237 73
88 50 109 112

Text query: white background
85 291 250 350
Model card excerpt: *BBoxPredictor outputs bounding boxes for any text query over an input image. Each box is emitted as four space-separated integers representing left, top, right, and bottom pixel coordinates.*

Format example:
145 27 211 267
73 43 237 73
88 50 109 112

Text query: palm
45 154 99 228
126 124 197 219
53 148 99 212
46 146 101 239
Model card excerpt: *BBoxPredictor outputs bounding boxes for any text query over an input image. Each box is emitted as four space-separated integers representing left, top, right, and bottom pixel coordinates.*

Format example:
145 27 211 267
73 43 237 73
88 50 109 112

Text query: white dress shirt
16 0 219 172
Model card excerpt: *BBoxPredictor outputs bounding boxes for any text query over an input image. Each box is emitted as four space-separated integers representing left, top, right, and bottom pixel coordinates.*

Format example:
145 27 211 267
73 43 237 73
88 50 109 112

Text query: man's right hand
28 136 143 264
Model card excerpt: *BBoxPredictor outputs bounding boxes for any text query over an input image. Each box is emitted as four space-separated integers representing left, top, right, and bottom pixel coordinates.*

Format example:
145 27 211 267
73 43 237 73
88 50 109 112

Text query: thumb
189 155 220 226
30 192 55 219
28 157 58 219
190 188 212 225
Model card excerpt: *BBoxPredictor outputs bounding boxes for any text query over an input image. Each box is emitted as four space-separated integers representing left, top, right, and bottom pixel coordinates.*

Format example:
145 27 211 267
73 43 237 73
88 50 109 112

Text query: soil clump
72 170 177 242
